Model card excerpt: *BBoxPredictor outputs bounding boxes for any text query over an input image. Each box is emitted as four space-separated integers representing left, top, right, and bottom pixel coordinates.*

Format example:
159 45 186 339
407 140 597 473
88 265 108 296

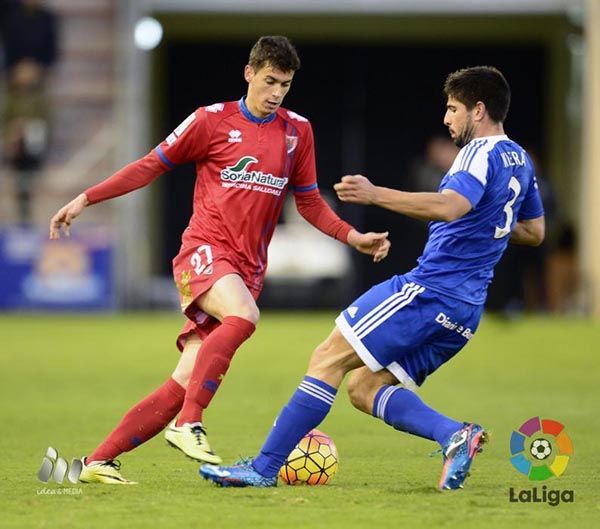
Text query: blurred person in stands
1 0 58 224
408 135 459 193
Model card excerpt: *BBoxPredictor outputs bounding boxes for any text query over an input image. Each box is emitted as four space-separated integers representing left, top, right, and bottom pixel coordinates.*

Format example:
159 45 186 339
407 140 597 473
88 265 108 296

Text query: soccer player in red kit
49 36 390 484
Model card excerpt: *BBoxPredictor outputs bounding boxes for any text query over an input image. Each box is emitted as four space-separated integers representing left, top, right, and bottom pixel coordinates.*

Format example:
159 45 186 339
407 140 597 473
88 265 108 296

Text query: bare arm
510 216 545 246
334 175 472 222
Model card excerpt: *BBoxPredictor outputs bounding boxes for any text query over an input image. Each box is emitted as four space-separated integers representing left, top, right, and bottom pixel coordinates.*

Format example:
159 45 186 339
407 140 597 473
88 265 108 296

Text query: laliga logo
508 417 574 506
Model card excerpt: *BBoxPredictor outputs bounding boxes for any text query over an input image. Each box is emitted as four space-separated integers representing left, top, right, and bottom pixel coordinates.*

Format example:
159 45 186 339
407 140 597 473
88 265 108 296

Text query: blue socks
373 385 462 446
252 376 337 478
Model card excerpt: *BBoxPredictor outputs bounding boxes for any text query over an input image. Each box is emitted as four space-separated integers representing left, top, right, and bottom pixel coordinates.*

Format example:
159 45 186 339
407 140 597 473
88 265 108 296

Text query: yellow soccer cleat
79 458 137 485
165 421 222 464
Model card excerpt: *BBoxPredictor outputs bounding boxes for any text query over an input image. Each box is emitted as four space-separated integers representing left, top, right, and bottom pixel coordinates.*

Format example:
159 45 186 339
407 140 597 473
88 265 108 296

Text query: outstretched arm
49 151 167 239
294 191 390 262
334 174 472 222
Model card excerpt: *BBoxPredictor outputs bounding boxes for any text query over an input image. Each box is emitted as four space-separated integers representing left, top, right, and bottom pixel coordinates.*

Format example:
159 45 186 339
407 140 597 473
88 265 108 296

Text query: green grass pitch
1 312 598 529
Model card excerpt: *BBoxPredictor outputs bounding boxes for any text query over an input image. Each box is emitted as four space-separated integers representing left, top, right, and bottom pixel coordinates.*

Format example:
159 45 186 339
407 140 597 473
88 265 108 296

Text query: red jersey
154 98 337 287
85 97 353 294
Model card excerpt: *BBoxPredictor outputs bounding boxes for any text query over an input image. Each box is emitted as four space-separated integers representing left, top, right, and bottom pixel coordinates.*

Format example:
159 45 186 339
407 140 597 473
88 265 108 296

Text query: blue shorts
335 274 484 389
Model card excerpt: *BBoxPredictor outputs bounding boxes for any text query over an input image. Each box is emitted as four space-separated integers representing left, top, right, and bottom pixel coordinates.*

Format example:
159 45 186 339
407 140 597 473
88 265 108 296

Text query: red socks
87 377 185 464
86 316 256 462
176 316 255 426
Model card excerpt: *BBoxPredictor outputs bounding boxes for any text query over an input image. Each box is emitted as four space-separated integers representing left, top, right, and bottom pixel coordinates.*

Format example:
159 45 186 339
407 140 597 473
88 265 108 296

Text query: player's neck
245 97 271 120
474 122 505 140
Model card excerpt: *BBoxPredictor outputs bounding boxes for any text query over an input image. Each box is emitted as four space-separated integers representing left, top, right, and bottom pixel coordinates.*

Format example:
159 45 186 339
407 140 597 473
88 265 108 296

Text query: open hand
347 229 391 263
49 193 89 239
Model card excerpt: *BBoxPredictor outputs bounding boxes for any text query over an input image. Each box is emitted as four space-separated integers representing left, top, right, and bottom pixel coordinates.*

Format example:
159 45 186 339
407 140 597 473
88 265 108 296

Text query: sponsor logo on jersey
220 156 289 191
286 135 298 153
434 312 473 340
347 306 359 318
228 129 243 143
205 103 224 113
287 110 308 123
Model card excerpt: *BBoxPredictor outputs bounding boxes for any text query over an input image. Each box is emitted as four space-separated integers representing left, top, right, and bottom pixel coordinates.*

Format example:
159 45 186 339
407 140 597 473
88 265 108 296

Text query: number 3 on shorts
191 245 214 275
494 176 522 239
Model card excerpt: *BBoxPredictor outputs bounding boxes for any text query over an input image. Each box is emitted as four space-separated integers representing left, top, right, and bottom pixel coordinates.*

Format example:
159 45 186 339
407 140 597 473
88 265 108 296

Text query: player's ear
474 101 486 122
244 65 254 83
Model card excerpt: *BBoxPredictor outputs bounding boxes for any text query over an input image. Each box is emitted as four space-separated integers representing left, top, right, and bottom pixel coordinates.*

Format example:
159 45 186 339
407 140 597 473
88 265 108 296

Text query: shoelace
232 456 253 466
190 424 208 445
104 459 122 470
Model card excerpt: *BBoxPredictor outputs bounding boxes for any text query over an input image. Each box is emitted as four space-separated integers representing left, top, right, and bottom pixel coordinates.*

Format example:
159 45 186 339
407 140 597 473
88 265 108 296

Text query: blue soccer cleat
438 423 488 490
199 458 277 488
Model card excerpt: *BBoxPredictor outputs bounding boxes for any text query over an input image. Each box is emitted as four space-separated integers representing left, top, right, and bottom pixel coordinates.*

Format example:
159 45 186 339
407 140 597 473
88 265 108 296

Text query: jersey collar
239 96 277 124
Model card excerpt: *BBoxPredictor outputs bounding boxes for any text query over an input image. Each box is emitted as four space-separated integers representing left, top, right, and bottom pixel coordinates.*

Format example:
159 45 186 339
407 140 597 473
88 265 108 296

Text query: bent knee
240 303 260 325
226 302 260 325
347 368 398 415
346 372 374 414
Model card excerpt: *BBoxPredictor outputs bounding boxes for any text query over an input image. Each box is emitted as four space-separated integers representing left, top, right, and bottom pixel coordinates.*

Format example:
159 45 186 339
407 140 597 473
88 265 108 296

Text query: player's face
444 97 475 148
245 64 294 119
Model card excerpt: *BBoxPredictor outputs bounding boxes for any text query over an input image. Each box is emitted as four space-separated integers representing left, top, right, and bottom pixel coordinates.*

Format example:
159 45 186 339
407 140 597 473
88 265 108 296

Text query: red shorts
172 243 262 351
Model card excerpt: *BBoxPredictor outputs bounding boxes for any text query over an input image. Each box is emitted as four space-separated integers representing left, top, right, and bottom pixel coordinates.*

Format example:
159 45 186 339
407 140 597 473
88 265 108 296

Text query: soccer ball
279 429 339 485
530 438 552 460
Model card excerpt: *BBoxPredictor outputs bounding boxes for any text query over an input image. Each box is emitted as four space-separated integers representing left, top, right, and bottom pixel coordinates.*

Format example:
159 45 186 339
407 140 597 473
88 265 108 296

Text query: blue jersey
406 134 544 305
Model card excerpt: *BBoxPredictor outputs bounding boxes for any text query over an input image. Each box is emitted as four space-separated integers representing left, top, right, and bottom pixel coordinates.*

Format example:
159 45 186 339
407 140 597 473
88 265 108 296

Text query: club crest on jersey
286 135 298 153
220 156 289 192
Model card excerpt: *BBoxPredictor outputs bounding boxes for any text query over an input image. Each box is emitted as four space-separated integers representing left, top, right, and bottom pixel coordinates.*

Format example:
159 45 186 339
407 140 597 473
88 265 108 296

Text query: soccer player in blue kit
200 66 546 490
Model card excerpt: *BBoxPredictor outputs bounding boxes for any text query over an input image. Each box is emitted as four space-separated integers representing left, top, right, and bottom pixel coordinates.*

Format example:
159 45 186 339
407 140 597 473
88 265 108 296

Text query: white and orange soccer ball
279 429 339 485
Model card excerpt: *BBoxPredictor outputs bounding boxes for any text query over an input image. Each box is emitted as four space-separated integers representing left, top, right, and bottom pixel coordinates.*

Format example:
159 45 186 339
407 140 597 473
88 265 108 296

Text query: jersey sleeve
289 121 318 194
294 190 354 243
154 108 211 168
443 142 492 208
518 175 545 220
443 171 486 208
287 118 353 242
84 150 165 204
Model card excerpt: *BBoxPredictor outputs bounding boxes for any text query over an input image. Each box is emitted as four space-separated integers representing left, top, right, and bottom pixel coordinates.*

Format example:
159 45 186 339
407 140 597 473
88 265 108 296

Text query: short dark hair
443 66 511 123
248 36 301 73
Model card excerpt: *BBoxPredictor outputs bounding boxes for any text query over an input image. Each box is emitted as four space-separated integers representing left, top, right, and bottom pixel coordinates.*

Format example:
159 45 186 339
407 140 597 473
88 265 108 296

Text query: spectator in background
546 223 579 314
408 135 459 193
1 0 58 224
404 135 460 248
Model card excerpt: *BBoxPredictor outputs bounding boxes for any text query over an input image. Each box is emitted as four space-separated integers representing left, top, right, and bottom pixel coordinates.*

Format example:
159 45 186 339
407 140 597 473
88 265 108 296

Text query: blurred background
0 0 598 318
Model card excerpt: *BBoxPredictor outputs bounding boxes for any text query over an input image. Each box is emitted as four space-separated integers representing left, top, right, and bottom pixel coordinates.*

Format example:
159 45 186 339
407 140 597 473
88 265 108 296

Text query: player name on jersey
500 150 526 168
